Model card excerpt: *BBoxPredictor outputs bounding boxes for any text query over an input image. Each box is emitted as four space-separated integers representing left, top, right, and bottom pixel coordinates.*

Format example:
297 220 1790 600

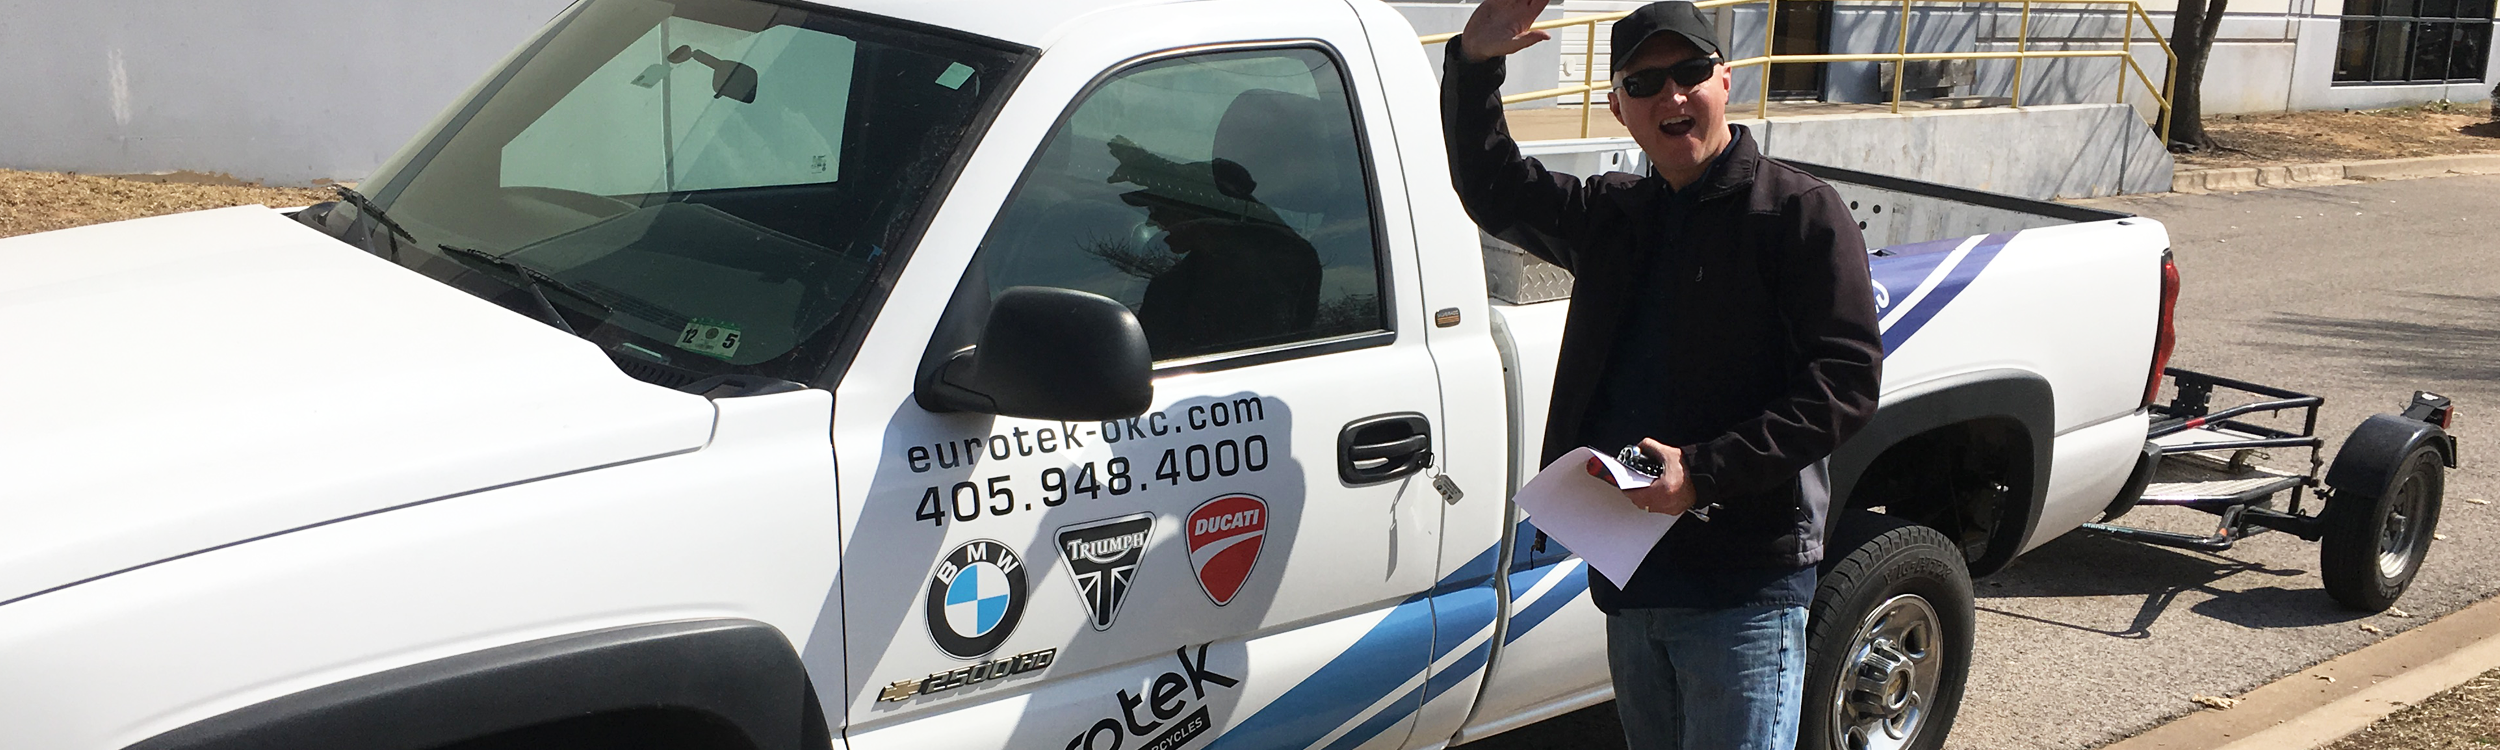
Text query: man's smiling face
1608 34 1731 187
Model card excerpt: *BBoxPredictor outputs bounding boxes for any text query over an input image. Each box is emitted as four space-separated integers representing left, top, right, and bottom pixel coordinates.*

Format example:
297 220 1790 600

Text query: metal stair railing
1421 0 2176 144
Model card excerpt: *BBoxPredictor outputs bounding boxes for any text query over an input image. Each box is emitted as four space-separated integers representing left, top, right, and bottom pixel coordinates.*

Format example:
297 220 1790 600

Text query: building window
2334 0 2493 83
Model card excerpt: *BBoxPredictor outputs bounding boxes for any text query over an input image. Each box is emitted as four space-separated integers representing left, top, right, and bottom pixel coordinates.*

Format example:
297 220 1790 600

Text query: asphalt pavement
1459 174 2500 750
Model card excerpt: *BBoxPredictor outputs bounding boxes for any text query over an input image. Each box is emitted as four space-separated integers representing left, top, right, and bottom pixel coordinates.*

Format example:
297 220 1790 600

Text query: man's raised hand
1459 0 1552 63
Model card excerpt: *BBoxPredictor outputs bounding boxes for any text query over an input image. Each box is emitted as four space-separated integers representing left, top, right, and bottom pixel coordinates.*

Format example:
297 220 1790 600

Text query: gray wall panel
0 0 574 184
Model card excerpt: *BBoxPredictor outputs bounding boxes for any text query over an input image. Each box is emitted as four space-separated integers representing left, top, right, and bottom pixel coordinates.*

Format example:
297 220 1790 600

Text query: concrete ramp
1738 103 2174 200
1511 102 2175 199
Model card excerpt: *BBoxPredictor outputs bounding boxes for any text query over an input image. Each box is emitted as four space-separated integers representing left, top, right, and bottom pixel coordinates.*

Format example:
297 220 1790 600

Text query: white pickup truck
1 1 2456 750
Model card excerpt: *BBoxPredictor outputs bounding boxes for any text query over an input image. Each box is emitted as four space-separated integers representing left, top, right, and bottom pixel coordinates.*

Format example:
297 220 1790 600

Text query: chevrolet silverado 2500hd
0 1 2453 749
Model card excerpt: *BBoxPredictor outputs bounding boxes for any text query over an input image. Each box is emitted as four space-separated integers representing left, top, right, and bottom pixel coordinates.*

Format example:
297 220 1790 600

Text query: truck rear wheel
2321 445 2444 612
1799 511 1975 750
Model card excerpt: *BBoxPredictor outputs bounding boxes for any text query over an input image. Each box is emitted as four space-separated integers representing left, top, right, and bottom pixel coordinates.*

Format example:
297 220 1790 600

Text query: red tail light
2144 253 2180 407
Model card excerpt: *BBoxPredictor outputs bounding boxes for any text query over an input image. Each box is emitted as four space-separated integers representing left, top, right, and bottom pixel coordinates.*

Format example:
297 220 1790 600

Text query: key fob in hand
1616 445 1665 479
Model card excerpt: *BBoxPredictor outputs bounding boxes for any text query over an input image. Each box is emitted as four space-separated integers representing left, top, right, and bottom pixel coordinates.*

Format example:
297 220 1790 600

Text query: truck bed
1483 137 2167 553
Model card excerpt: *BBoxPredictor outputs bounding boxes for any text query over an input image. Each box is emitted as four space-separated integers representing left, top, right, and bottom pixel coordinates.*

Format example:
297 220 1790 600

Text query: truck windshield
341 0 1028 387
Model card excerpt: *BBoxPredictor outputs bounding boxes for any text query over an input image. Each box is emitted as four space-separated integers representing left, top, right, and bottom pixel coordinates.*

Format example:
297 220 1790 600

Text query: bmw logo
925 539 1028 659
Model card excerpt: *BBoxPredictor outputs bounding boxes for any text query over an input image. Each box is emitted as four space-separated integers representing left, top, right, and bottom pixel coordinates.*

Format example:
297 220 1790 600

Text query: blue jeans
1605 604 1807 750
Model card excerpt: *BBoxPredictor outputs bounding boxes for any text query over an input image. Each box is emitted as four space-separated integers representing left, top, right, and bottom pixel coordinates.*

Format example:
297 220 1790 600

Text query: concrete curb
2171 152 2500 193
2099 594 2500 750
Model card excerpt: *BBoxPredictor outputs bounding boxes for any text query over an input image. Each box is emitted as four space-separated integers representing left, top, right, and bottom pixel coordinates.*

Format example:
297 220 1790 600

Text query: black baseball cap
1610 1 1724 72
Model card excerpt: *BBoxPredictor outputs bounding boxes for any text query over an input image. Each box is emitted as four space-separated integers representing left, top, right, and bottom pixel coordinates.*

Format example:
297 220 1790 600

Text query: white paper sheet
1512 446 1679 588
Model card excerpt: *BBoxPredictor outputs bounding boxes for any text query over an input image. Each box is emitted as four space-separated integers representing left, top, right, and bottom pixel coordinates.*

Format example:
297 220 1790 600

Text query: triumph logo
925 539 1028 660
1185 494 1267 606
1057 513 1155 631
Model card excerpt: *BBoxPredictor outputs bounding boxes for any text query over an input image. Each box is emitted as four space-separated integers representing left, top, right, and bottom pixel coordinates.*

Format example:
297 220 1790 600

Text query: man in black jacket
1443 1 1883 747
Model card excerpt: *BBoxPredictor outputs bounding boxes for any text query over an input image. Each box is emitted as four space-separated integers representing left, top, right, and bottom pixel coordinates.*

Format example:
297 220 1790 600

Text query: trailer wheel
2322 445 2444 611
1800 511 1975 750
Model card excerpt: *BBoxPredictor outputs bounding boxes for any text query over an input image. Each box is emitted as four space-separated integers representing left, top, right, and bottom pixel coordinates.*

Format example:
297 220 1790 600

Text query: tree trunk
2168 0 2231 150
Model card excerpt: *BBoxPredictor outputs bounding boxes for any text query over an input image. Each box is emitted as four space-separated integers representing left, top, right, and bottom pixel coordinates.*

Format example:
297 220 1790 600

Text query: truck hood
0 207 719 606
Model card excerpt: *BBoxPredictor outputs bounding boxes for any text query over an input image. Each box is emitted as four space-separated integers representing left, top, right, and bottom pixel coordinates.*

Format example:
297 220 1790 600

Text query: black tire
1798 511 1975 750
2321 445 2445 611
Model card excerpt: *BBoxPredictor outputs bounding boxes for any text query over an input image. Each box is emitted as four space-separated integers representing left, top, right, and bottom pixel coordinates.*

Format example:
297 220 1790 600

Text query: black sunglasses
1617 56 1720 98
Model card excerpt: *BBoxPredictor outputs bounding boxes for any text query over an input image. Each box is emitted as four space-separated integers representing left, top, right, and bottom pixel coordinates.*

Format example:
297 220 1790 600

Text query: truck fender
128 619 827 750
1828 369 2054 577
2325 413 2459 499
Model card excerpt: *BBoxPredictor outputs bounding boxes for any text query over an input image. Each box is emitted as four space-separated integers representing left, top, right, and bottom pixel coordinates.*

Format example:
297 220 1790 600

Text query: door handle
1339 412 1432 485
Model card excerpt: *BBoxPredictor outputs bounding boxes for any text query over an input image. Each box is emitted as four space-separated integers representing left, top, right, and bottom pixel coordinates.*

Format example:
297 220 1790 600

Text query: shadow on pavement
2260 292 2500 384
2189 585 2375 628
1974 531 2322 638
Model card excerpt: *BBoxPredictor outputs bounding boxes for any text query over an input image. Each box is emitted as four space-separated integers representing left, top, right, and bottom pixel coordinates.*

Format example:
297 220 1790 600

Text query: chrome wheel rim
2378 471 2430 580
1831 594 1942 750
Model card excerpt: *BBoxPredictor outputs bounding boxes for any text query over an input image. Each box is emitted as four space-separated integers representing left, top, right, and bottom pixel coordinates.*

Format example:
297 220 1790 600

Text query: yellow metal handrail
1421 0 2175 144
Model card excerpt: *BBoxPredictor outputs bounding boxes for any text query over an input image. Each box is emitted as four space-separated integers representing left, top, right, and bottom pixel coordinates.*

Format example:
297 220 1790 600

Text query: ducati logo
1057 513 1154 631
925 539 1028 660
1185 494 1267 606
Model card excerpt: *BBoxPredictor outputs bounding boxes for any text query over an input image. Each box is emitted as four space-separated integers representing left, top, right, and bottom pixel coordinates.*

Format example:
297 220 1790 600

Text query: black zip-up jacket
1441 45 1883 601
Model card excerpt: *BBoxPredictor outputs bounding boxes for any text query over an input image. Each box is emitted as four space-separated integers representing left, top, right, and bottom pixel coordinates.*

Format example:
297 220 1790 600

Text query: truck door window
973 47 1386 362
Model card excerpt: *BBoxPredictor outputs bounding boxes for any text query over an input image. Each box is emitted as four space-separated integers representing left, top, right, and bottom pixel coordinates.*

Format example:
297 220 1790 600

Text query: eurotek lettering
876 648 1057 702
905 423 1093 473
1064 645 1240 750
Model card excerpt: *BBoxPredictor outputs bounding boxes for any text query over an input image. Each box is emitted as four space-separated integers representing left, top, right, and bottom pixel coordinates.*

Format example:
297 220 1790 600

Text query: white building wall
1394 1 1572 106
0 0 2486 183
0 0 574 185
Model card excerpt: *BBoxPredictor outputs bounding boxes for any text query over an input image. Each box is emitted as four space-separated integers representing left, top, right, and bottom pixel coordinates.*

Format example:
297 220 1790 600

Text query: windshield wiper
329 185 416 260
436 244 615 336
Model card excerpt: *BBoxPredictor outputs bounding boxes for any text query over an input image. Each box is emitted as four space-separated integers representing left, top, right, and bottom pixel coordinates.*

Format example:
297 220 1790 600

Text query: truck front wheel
1798 511 1975 750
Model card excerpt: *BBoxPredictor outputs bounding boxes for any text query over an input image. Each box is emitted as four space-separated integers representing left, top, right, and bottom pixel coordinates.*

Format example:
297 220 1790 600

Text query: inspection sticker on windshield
677 318 743 360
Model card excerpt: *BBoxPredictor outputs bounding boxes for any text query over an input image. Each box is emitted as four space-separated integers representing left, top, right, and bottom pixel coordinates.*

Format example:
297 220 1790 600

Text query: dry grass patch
0 169 333 239
2179 102 2500 169
2325 667 2500 750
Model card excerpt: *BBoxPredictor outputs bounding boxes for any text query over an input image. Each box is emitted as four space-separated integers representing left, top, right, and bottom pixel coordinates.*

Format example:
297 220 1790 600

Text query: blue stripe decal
1423 639 1494 704
1430 544 1503 666
1871 232 2017 355
1317 683 1424 750
1208 544 1600 750
1209 543 1500 750
1204 597 1433 750
1422 584 1500 703
1503 561 1591 644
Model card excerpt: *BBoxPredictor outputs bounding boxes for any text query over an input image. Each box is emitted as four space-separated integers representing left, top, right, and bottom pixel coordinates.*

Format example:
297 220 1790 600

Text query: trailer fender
2325 413 2459 499
128 619 826 750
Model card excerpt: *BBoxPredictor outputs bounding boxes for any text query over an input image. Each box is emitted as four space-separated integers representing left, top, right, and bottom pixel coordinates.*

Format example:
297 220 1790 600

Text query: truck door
830 3 1448 750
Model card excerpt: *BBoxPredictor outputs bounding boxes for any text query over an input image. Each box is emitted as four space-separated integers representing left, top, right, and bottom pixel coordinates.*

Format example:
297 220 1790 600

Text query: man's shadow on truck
822 391 1313 718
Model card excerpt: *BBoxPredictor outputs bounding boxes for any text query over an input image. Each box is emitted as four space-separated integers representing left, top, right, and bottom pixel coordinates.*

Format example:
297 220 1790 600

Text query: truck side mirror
916 287 1153 420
